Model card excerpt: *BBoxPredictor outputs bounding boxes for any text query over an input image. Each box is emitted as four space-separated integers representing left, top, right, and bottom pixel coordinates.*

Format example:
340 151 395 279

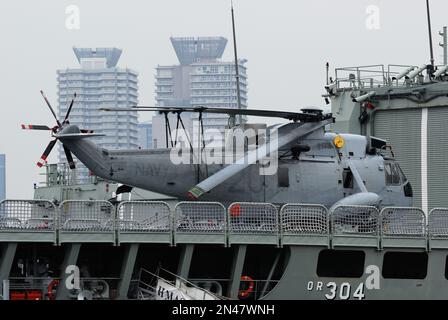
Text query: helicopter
21 91 413 209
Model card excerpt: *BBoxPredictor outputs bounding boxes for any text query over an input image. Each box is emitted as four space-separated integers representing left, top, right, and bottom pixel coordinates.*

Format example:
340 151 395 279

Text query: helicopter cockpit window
385 162 401 186
397 164 408 183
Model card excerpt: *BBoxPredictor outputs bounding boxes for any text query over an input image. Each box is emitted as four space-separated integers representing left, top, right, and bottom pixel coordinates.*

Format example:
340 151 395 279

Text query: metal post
228 244 247 299
177 245 195 279
440 26 448 65
164 112 174 148
56 243 81 300
117 244 139 300
231 3 242 125
2 280 9 300
0 243 17 289
199 111 208 178
444 26 448 65
426 0 435 68
260 250 281 298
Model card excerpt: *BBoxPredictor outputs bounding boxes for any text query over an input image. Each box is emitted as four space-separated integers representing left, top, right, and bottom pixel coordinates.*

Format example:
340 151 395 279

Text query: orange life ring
238 275 254 299
47 279 59 300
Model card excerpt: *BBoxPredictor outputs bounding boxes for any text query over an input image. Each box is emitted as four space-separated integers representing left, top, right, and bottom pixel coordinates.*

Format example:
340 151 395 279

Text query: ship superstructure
327 63 448 212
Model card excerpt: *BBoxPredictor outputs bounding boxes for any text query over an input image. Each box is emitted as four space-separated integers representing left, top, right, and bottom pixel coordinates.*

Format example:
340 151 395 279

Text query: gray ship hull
0 199 447 300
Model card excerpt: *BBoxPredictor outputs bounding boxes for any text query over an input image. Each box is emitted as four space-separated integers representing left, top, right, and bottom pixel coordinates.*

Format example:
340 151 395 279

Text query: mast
440 26 448 65
426 0 435 70
231 1 242 125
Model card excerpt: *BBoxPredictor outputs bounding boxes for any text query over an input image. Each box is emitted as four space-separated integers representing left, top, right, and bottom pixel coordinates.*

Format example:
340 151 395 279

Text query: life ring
230 204 242 217
47 279 59 300
238 275 254 299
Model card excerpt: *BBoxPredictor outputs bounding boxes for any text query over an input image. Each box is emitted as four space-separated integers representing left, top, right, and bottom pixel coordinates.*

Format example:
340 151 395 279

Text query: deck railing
1 199 448 249
333 64 424 90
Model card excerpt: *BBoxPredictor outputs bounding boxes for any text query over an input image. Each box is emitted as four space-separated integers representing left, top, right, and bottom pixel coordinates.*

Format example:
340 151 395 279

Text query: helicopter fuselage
59 125 412 208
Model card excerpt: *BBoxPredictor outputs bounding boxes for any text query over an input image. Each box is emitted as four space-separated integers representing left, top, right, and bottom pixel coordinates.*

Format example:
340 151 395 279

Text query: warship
0 102 446 301
2 3 448 302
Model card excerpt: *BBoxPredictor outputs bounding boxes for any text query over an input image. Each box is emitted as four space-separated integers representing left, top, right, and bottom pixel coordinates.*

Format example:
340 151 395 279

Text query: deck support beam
56 243 81 300
117 244 139 300
177 245 195 279
260 249 281 298
228 244 247 299
0 243 17 294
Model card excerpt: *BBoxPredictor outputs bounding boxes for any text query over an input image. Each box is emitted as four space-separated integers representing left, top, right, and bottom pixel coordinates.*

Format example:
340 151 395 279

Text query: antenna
440 26 448 65
426 0 435 69
231 1 242 125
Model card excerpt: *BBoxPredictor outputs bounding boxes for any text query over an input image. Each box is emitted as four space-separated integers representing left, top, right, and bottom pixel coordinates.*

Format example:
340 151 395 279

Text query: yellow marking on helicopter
333 135 345 149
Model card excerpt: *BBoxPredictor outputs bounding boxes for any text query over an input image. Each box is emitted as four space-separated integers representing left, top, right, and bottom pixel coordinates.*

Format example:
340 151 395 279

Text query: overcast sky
1 0 447 198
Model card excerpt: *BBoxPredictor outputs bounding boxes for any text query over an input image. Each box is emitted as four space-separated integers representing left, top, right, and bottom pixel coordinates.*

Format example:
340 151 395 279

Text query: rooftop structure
170 37 227 65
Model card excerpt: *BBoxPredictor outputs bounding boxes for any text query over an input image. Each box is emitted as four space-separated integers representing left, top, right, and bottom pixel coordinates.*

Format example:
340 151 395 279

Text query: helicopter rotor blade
21 124 52 131
63 145 76 169
101 106 333 123
187 119 333 199
40 90 62 127
37 139 57 168
63 92 77 124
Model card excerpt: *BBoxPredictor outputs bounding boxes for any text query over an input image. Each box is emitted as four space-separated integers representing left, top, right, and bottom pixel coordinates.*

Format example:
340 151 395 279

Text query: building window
158 69 172 77
382 252 428 279
317 250 365 278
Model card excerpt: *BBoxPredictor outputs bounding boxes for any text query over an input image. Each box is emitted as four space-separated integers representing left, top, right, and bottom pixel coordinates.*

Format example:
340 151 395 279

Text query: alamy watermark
65 265 81 290
65 5 80 30
365 5 380 30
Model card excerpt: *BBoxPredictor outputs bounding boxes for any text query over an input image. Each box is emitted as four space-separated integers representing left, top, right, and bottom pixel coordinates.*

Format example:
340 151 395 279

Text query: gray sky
1 0 447 198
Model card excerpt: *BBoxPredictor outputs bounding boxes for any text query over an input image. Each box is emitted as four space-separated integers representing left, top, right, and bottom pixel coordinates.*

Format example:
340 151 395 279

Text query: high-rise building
137 122 153 149
0 154 5 201
153 37 248 147
57 47 139 182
